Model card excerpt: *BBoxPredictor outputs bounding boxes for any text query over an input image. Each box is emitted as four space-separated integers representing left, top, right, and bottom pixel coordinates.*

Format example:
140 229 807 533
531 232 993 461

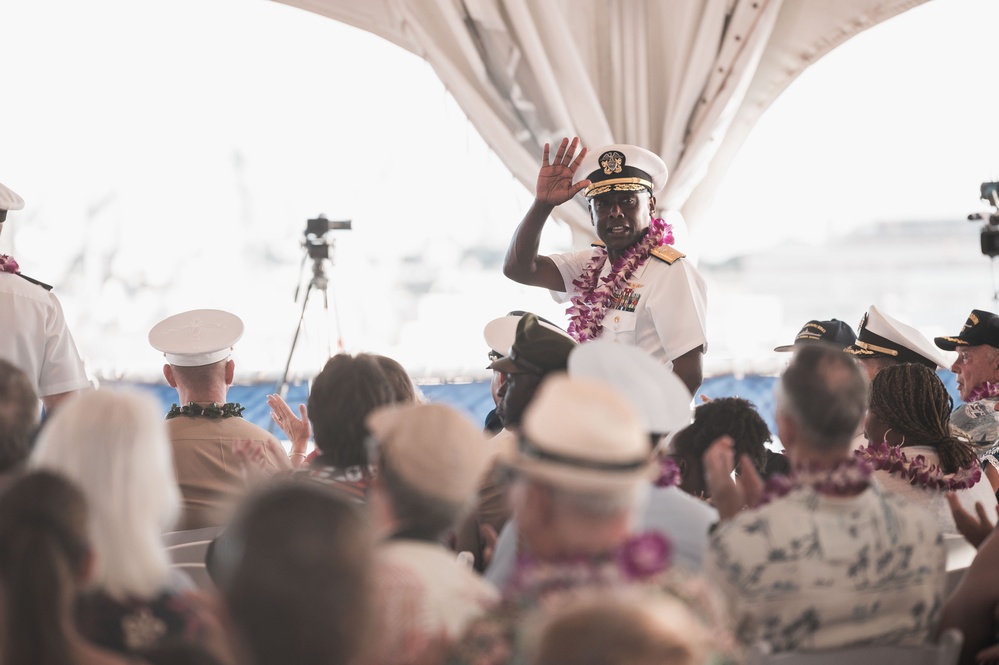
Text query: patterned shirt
950 397 999 470
76 589 206 655
707 481 946 652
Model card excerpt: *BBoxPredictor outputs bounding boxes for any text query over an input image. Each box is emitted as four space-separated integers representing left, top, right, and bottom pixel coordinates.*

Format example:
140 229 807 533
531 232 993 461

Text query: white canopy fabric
274 0 927 245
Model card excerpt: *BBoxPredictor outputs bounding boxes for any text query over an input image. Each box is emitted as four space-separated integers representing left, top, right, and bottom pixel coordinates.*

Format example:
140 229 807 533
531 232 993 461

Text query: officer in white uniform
0 181 91 412
503 137 707 395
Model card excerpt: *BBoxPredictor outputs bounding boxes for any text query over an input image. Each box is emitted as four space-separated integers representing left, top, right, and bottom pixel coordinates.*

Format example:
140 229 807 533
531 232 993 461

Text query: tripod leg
274 285 313 399
324 275 345 354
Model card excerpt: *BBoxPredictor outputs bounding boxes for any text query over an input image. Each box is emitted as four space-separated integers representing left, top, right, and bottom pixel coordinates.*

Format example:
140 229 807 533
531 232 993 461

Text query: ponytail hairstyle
0 471 91 665
868 363 978 473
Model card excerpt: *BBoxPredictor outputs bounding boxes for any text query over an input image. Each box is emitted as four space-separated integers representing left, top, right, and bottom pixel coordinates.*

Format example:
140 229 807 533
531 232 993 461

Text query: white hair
30 388 180 599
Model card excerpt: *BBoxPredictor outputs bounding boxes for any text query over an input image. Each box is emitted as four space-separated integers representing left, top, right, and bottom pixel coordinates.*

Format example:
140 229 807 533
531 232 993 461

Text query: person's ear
78 549 97 585
225 359 235 386
649 194 657 217
776 411 798 453
163 364 177 388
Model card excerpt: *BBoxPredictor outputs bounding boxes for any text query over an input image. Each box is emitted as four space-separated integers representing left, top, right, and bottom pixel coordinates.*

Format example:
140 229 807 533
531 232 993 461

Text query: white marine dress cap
149 309 244 367
568 340 692 435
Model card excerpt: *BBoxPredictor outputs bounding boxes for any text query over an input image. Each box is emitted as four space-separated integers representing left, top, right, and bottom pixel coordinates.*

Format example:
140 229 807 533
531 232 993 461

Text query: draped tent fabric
274 0 928 246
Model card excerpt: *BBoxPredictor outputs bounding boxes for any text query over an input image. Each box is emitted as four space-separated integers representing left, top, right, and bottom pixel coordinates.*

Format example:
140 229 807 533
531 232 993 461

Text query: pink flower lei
856 440 982 491
760 455 873 505
566 216 674 343
511 531 671 594
654 456 682 488
0 255 19 274
967 381 999 403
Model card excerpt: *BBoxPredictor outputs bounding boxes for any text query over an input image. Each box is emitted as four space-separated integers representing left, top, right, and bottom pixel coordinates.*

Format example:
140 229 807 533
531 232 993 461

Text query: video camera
970 182 999 257
305 214 352 260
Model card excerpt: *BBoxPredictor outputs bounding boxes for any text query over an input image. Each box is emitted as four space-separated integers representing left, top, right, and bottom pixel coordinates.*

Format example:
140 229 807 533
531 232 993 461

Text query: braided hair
868 363 977 473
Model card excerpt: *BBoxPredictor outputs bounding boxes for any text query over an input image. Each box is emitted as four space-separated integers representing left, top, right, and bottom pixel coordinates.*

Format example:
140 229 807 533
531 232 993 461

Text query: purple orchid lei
968 381 999 403
566 216 674 343
654 456 682 488
0 254 19 274
511 531 671 595
759 456 873 505
856 440 982 491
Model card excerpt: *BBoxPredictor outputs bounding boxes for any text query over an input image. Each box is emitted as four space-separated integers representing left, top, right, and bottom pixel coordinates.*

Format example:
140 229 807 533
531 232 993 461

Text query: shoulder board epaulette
650 245 685 265
15 273 53 291
590 239 685 264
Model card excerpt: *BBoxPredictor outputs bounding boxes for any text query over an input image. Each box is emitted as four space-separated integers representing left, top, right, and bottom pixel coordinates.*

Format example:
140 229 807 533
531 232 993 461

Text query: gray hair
778 344 867 451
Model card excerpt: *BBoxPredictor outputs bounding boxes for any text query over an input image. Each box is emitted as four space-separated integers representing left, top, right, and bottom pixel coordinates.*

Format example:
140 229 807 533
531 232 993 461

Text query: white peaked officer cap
149 309 244 367
573 144 669 198
0 182 25 212
569 340 692 435
844 305 953 369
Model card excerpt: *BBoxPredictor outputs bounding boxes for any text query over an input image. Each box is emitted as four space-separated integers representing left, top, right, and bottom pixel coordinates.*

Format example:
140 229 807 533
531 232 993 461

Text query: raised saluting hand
535 137 590 207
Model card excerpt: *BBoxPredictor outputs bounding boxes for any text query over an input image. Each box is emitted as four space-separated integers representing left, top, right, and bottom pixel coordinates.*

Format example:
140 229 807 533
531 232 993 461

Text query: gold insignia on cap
599 151 624 175
939 336 969 346
844 346 875 357
854 340 899 356
586 181 648 198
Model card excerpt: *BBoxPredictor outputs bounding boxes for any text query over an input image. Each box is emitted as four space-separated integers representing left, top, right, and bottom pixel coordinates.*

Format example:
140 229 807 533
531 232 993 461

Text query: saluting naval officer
503 137 707 396
0 181 91 413
150 308 286 530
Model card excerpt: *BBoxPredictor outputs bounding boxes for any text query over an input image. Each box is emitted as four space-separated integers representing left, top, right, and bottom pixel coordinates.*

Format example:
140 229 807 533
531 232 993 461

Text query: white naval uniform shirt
549 247 708 367
0 272 90 398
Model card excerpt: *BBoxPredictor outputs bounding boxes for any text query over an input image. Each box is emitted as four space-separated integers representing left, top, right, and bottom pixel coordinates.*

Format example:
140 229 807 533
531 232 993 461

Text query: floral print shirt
950 397 999 470
707 480 946 652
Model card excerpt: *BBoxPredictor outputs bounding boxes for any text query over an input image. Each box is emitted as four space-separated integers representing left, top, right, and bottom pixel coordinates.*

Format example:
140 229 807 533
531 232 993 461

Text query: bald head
164 359 233 404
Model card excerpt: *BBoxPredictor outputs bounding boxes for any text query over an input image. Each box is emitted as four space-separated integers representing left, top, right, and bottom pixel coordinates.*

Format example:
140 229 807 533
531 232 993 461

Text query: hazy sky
1 0 997 379
698 0 999 260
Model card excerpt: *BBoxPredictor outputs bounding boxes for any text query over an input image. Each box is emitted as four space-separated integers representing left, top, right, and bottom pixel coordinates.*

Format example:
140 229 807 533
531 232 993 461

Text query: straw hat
366 402 489 504
498 374 653 492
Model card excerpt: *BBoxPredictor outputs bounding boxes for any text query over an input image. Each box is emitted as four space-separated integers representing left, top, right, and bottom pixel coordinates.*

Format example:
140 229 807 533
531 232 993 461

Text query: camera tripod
272 244 345 403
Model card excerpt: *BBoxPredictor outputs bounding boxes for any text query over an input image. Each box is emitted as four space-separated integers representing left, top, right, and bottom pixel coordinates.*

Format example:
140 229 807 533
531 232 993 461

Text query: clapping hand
267 393 310 449
703 435 765 520
536 137 590 207
946 493 999 548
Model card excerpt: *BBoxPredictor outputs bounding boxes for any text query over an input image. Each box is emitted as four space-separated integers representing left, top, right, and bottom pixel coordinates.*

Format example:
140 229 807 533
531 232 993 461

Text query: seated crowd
4 304 999 665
